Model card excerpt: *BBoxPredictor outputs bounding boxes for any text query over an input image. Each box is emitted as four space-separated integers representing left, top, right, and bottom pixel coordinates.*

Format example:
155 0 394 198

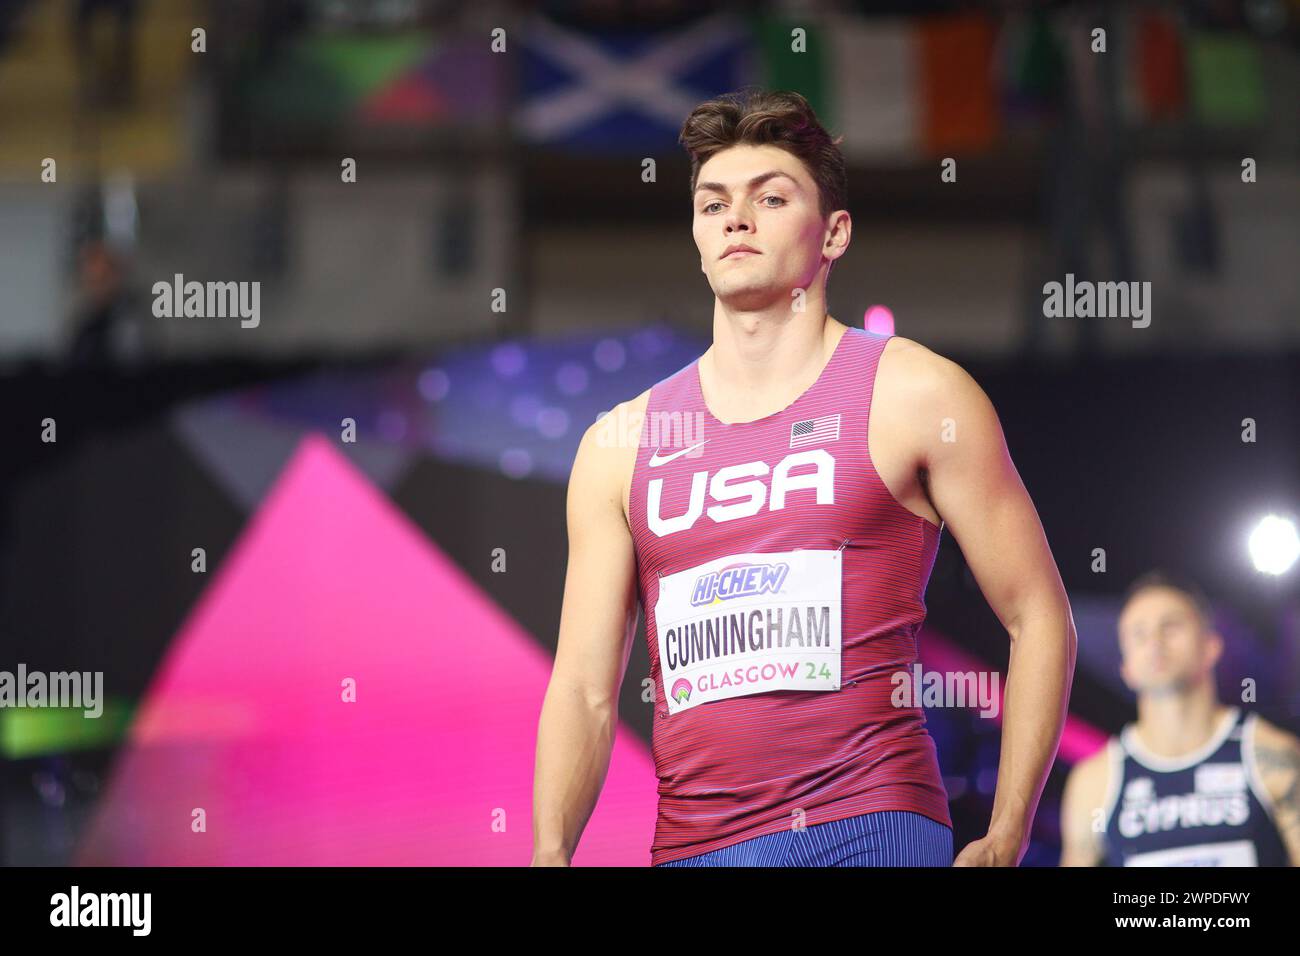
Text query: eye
762 195 786 207
702 201 723 214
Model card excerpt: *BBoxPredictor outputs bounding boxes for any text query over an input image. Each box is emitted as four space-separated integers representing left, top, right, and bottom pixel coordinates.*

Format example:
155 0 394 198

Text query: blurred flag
826 16 920 159
516 12 755 152
755 13 1001 160
1187 32 1267 126
1133 10 1186 122
249 31 505 131
917 13 999 155
752 14 922 158
753 15 831 127
998 9 1066 123
517 10 1001 160
363 34 507 126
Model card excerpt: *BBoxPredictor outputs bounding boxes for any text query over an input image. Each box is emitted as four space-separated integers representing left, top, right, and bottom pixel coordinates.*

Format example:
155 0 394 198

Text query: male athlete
532 89 1076 867
1061 571 1300 865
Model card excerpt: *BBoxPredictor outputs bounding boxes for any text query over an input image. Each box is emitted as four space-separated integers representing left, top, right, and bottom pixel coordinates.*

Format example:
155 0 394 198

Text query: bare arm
531 412 640 866
1060 754 1109 866
905 342 1077 865
1252 719 1300 866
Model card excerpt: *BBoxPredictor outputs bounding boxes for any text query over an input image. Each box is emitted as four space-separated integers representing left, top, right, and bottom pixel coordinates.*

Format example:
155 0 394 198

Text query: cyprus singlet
1101 707 1289 866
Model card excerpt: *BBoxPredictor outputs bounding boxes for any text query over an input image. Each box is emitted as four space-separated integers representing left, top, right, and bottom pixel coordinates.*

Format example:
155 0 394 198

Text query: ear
1204 630 1224 670
1118 656 1138 693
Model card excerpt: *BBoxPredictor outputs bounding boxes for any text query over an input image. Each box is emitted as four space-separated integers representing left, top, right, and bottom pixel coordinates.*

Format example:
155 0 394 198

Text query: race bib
653 548 842 715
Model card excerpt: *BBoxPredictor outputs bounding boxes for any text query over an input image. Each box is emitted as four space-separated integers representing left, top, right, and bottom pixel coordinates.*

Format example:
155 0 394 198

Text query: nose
724 206 752 233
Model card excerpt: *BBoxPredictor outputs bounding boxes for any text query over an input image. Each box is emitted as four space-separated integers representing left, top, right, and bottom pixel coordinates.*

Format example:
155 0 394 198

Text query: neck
702 305 844 405
1132 681 1227 757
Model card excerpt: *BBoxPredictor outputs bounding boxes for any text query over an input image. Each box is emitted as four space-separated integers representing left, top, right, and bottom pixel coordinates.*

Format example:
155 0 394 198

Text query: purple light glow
864 305 895 335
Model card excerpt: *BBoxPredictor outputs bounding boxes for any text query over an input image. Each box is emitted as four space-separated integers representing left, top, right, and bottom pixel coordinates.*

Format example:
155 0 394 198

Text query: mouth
721 248 758 259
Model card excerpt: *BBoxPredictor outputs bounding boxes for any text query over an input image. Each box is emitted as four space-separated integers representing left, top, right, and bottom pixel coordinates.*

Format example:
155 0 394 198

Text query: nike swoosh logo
648 441 709 467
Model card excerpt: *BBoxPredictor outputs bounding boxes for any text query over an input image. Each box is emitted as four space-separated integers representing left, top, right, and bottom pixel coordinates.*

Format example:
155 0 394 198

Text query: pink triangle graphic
75 433 658 865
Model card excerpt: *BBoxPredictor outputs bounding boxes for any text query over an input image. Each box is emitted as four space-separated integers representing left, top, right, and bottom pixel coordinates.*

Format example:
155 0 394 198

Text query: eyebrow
694 170 799 198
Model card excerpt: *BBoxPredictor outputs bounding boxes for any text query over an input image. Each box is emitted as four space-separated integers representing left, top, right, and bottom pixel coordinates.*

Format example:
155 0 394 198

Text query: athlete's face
1117 587 1222 695
691 144 845 310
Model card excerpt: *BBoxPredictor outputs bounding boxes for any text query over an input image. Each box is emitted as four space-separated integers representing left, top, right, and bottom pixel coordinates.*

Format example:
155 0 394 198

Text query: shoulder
1066 743 1117 801
623 386 653 420
571 387 652 523
1250 715 1300 750
1249 716 1300 783
579 385 649 441
1247 717 1300 843
578 388 651 468
872 335 1003 460
573 386 647 470
1060 741 1120 863
875 335 990 410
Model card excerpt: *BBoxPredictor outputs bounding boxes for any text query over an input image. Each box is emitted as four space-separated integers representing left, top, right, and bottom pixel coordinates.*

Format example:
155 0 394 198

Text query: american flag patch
790 414 841 448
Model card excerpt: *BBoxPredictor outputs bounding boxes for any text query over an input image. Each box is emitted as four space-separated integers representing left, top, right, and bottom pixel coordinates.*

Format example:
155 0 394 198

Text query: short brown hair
1121 569 1215 629
678 88 847 222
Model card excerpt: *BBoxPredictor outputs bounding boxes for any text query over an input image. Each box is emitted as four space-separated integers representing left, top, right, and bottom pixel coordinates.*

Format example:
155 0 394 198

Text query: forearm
531 680 619 864
987 604 1076 853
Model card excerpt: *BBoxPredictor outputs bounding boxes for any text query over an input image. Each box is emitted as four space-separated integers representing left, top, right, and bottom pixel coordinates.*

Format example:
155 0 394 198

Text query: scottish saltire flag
515 12 757 153
790 414 841 448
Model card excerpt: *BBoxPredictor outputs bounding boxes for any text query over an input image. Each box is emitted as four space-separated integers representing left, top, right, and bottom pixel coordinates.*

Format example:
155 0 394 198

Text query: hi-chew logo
670 678 693 705
690 561 789 606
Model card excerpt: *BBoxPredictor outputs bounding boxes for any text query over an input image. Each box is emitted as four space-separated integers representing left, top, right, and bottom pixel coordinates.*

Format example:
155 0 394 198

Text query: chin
715 283 772 306
1144 677 1192 695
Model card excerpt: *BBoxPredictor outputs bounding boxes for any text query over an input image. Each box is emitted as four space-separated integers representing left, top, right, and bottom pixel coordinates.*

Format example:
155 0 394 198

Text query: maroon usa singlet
628 325 951 866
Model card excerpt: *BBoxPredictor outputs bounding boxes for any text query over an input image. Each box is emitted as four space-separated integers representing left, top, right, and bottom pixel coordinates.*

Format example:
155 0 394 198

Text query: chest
624 420 928 538
635 438 901 547
1110 759 1256 841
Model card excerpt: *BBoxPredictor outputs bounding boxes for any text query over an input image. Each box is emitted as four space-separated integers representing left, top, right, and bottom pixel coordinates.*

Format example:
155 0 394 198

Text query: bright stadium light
1248 514 1300 576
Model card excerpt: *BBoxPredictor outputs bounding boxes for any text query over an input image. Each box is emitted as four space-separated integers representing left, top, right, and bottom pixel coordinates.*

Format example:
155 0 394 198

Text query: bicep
1252 726 1300 864
551 425 639 709
922 364 1066 634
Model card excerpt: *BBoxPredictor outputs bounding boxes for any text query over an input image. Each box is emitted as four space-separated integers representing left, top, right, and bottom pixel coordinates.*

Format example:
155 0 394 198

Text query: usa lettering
648 449 834 538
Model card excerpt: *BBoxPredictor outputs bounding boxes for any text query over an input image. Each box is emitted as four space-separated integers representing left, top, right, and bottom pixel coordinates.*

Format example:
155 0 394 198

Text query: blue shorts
655 810 953 867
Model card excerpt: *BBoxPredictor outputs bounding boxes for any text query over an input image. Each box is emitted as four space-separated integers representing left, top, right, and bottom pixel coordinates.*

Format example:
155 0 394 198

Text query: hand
952 831 1024 867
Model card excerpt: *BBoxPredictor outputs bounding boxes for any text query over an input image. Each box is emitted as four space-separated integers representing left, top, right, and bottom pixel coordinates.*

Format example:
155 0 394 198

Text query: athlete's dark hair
1121 569 1215 630
678 88 847 223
